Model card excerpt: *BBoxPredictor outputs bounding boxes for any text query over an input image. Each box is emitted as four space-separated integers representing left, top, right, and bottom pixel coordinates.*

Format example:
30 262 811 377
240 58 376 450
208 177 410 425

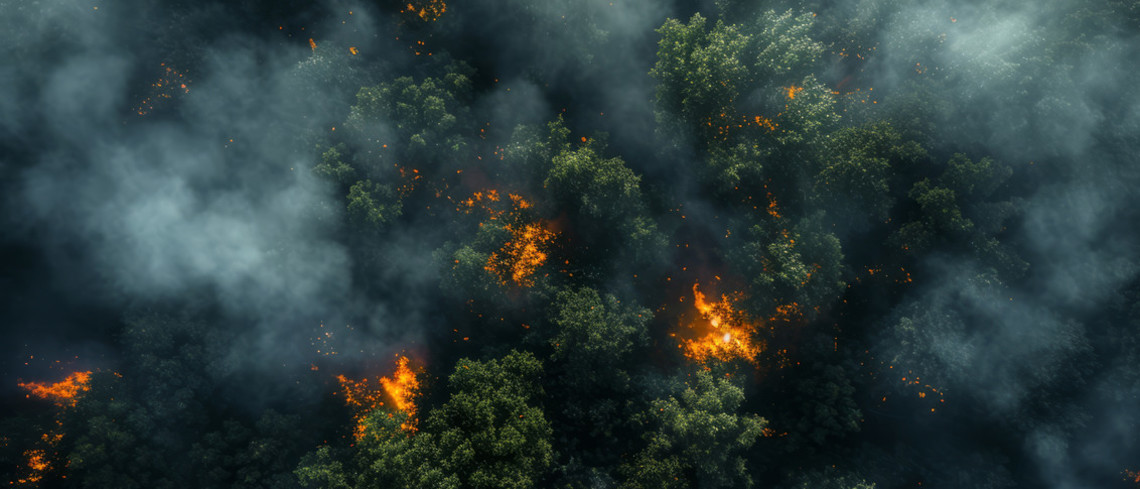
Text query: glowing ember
784 85 804 100
349 46 359 55
308 38 317 51
766 192 782 219
679 282 764 363
15 449 48 485
336 356 421 439
485 221 557 287
454 189 533 219
18 371 92 408
401 0 446 21
134 63 191 116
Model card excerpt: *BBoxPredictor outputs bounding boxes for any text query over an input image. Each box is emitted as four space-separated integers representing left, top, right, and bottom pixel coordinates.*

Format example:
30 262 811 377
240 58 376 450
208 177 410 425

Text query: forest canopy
2 0 1139 488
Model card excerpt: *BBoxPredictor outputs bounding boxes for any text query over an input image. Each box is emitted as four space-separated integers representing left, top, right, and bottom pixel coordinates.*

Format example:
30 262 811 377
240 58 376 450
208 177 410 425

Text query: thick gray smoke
846 0 1140 486
0 1 391 382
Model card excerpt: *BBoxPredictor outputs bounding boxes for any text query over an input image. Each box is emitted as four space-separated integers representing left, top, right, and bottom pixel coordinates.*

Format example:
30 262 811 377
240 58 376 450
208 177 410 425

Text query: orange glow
349 46 359 55
766 192 782 219
15 449 48 485
784 85 804 100
485 221 557 287
134 64 191 116
14 370 97 485
18 371 92 408
401 0 446 21
678 282 764 363
308 38 317 51
752 115 778 131
454 188 530 218
336 355 422 439
1124 469 1140 484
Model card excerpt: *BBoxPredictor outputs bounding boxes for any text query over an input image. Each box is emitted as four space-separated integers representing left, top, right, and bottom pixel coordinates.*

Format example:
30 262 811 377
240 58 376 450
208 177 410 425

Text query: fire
454 189 533 219
336 356 421 439
401 0 446 21
379 356 418 415
679 282 764 363
15 449 48 485
752 115 778 131
1124 469 1140 484
784 85 804 100
13 370 96 485
485 221 557 287
18 371 92 408
766 192 782 219
308 38 317 51
349 46 359 55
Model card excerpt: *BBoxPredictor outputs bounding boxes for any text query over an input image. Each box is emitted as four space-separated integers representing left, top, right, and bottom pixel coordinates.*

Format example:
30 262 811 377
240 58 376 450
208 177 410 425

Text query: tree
417 351 554 489
814 122 928 226
620 370 766 489
730 213 845 318
887 153 1025 277
651 10 836 191
313 144 356 187
546 288 651 472
63 314 312 489
346 179 401 227
549 287 650 379
345 65 472 164
778 363 862 454
295 412 421 489
545 143 667 268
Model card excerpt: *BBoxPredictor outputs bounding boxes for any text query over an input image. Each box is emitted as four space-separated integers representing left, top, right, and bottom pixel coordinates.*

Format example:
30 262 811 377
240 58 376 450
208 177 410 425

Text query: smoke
0 0 401 395
849 0 1140 486
3 0 1139 486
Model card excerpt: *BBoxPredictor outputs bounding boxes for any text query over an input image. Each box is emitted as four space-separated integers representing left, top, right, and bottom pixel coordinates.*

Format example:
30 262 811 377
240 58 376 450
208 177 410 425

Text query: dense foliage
3 0 1139 488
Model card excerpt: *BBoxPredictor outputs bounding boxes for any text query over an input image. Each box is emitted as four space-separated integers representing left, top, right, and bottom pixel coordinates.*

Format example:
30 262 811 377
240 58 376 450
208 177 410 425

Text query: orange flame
485 221 557 287
15 449 48 485
336 356 421 439
454 188 531 218
18 371 92 408
14 370 96 485
766 192 782 219
349 46 359 55
308 38 317 51
679 283 764 363
401 0 446 21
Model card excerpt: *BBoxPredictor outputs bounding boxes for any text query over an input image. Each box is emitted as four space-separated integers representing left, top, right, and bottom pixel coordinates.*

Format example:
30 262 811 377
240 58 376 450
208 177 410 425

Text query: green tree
620 370 766 489
888 154 1025 277
550 287 650 378
545 144 667 267
346 179 402 227
814 122 928 225
346 66 472 163
63 315 310 489
777 363 862 454
313 144 356 187
651 10 836 191
731 213 844 317
546 288 651 473
419 351 554 489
